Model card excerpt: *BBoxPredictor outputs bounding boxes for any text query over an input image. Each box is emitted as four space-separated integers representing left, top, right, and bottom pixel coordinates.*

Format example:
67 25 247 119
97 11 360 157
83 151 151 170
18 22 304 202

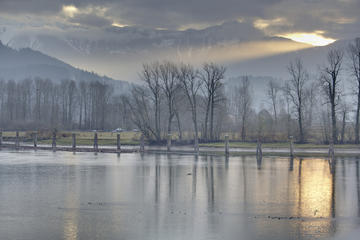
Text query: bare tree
340 101 349 144
286 58 309 143
237 76 252 141
320 49 344 144
179 63 202 151
139 63 162 141
159 61 180 135
266 80 280 123
348 38 360 143
200 63 226 141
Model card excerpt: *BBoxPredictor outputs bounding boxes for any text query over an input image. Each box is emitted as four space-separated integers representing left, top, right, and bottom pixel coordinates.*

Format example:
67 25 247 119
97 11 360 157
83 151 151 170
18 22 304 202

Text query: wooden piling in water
0 130 2 147
167 134 171 152
140 134 145 152
94 132 98 152
225 135 229 156
289 136 294 157
15 131 20 149
117 133 121 152
52 130 56 151
33 132 37 148
72 133 76 151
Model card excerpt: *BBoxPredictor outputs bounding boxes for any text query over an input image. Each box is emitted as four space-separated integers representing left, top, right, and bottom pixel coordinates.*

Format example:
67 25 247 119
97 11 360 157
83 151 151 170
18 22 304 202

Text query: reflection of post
289 157 294 171
15 131 20 149
167 134 171 152
117 133 121 152
225 135 229 156
72 133 76 151
289 136 294 157
140 134 145 152
33 132 38 148
93 131 98 152
52 130 56 151
0 130 2 147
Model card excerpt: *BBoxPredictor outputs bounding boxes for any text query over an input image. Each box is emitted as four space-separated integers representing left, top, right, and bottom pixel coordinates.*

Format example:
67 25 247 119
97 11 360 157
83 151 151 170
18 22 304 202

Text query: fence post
72 133 76 151
289 136 294 157
140 134 145 152
94 131 98 152
15 131 20 149
225 135 229 156
117 133 121 152
52 130 56 151
167 134 172 152
0 130 2 147
33 132 37 148
256 139 262 160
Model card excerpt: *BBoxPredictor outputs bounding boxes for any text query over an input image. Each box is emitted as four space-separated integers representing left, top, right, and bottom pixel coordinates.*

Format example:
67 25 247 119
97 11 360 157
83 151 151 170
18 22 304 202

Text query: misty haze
0 0 360 240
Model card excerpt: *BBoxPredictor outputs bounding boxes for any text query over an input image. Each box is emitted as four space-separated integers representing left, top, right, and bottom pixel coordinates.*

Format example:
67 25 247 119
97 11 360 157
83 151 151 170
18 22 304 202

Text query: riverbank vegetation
0 38 359 147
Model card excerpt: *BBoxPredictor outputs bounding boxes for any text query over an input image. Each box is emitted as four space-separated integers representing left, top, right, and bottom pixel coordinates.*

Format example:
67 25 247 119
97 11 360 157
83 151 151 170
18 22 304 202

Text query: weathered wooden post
33 132 38 148
72 133 76 151
289 136 294 157
52 130 56 151
225 135 229 156
15 131 20 149
256 139 262 160
140 134 145 152
94 131 98 152
167 134 172 152
0 130 2 147
117 133 121 152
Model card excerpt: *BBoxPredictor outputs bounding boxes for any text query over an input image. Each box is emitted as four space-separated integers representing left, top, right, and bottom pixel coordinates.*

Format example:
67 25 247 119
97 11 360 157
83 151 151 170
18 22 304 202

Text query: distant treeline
1 38 359 145
0 78 131 131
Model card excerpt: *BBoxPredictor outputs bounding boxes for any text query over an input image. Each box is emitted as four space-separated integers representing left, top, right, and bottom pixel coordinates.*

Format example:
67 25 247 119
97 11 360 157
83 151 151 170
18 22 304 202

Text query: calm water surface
0 149 360 240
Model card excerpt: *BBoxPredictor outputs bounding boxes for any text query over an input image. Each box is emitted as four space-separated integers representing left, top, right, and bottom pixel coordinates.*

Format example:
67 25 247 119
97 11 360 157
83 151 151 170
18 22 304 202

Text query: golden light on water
279 32 336 46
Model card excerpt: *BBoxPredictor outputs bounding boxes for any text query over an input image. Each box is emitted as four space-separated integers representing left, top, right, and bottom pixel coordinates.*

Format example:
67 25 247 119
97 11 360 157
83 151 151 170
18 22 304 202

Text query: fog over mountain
1 20 314 81
0 41 130 93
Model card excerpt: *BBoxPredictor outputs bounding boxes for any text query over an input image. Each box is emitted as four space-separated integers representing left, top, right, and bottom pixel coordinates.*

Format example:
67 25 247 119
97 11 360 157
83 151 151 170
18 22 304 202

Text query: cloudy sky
0 0 359 80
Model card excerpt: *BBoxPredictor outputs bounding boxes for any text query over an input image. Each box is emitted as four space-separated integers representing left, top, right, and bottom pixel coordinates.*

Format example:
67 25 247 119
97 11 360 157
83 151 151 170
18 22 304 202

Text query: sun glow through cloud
278 32 336 46
62 5 79 17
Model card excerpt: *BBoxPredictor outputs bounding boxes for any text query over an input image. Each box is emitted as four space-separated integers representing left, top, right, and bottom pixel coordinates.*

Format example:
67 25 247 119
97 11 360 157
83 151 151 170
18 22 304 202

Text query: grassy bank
199 142 360 149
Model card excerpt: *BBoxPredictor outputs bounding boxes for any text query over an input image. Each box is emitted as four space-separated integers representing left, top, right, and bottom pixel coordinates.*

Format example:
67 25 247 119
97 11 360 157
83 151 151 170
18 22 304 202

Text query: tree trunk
355 85 360 144
210 96 215 141
331 101 338 144
175 110 182 141
340 110 346 144
298 107 304 143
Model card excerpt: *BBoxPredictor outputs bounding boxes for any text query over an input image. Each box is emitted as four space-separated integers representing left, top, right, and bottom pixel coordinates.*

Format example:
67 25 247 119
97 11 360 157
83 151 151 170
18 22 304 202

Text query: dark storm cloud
0 0 358 39
0 0 281 27
69 13 112 27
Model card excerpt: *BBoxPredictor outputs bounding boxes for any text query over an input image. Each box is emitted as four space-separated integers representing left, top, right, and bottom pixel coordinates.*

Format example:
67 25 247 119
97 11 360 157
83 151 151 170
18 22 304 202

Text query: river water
0 149 359 240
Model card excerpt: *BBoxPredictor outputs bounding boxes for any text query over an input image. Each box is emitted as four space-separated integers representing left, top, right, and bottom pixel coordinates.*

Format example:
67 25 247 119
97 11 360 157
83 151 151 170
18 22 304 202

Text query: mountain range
0 41 130 93
1 20 318 81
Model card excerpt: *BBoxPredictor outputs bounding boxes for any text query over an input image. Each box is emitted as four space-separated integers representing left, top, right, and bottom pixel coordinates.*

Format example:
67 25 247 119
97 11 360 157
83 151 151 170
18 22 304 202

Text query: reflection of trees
192 155 198 199
154 154 161 204
356 158 360 217
205 156 215 212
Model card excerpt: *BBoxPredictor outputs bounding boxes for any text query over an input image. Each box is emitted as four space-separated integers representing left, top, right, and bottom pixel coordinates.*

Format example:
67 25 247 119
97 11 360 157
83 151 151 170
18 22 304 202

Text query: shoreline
1 142 360 157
